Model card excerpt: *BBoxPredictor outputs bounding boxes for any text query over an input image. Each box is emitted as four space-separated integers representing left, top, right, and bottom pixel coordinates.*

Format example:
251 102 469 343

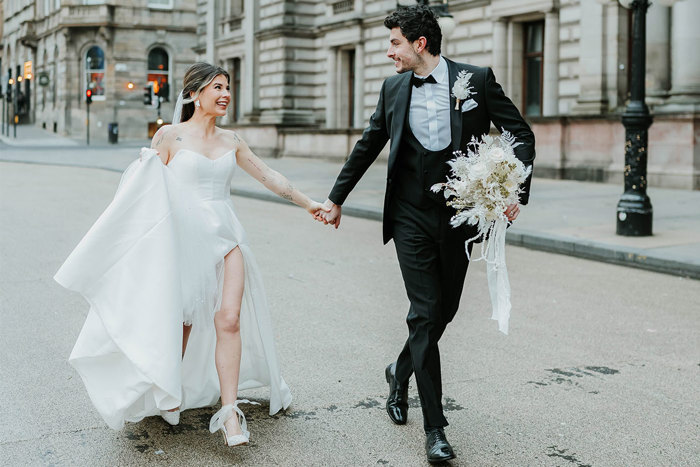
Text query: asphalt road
1 161 698 466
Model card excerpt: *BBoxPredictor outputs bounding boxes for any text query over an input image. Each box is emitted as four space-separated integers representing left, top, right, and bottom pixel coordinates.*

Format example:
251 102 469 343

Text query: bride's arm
150 125 174 164
232 132 326 215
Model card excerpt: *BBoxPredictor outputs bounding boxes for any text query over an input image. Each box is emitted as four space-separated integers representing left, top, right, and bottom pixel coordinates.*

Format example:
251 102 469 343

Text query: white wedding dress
55 147 292 430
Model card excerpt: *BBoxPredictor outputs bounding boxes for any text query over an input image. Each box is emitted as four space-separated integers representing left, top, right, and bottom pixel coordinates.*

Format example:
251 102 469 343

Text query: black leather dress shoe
425 427 456 464
385 363 408 425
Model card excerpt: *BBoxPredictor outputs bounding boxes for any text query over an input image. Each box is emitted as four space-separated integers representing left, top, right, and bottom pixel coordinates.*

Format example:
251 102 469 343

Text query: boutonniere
452 70 476 110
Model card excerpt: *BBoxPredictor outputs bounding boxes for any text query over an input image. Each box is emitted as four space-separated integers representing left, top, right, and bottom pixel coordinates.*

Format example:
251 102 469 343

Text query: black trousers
390 198 472 428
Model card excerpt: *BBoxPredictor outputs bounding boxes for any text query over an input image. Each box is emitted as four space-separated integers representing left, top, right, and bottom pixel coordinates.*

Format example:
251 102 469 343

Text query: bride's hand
307 200 330 219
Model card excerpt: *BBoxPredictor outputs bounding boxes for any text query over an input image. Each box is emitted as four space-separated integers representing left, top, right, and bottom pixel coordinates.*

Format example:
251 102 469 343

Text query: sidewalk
228 157 700 280
0 123 81 146
0 123 150 149
2 141 699 279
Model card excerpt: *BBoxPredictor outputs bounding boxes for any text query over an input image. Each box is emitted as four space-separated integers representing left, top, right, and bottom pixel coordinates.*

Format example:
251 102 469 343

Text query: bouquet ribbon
465 217 511 335
484 218 511 335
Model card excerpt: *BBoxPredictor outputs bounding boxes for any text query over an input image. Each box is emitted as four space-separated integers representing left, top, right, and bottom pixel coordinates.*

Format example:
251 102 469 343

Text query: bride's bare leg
215 247 245 435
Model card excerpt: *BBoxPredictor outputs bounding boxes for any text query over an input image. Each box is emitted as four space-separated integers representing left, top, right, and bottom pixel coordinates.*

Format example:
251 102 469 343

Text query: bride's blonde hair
179 62 230 122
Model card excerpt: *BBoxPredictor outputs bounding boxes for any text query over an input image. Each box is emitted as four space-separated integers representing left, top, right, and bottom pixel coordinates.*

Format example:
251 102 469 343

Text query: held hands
308 200 331 219
313 199 342 229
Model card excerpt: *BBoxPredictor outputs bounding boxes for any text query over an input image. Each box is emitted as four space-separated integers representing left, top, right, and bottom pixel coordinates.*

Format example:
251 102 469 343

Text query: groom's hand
504 203 520 222
320 199 342 229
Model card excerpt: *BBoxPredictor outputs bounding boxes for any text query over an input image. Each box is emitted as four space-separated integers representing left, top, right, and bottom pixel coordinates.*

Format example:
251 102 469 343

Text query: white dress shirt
409 56 451 151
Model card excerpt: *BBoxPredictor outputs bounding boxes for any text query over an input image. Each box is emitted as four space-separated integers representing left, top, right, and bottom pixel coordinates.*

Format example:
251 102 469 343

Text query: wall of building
2 0 198 142
3 0 698 188
196 0 698 189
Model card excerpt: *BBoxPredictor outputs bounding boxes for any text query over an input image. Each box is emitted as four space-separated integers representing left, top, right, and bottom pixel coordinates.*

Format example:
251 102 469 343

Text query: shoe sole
428 454 456 464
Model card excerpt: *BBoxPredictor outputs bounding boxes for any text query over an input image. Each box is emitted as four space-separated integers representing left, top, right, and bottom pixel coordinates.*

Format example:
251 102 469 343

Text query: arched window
147 47 170 102
85 46 105 99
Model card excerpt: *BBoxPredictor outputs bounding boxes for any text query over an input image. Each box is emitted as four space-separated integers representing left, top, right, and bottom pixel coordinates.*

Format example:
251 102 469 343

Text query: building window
522 21 544 116
333 1 354 14
231 58 241 122
42 51 48 111
53 48 58 108
225 0 244 16
148 0 173 9
347 49 355 126
337 48 356 128
148 47 170 102
85 46 105 99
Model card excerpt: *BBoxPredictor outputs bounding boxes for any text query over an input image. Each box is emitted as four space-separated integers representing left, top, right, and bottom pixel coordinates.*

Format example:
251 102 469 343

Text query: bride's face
197 74 231 116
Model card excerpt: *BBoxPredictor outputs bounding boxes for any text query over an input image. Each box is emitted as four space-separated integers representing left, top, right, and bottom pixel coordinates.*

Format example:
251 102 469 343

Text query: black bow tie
411 74 437 88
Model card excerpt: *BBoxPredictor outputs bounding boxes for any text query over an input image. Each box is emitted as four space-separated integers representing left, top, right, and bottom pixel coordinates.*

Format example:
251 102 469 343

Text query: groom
318 5 535 463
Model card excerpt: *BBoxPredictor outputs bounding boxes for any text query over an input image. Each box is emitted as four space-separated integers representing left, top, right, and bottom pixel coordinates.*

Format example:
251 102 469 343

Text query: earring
195 100 201 108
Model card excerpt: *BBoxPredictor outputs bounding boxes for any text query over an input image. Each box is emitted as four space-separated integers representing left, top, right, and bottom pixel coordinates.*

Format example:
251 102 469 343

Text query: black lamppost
615 0 654 236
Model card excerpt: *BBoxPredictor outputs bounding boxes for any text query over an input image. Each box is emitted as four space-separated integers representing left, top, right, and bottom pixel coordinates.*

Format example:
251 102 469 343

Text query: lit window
148 48 170 102
85 46 105 99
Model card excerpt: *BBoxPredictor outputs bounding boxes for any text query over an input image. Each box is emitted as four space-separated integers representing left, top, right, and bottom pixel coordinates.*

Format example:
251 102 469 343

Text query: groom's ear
413 36 428 54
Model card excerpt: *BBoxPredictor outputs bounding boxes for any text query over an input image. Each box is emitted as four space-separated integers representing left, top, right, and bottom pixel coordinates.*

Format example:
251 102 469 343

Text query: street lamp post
1 82 5 137
13 76 20 138
616 0 654 236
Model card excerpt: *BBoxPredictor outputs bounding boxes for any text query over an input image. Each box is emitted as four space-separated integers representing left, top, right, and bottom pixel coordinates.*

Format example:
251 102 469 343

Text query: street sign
38 72 49 87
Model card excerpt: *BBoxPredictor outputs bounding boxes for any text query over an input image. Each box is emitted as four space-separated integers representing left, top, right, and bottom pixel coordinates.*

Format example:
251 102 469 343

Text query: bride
55 62 327 446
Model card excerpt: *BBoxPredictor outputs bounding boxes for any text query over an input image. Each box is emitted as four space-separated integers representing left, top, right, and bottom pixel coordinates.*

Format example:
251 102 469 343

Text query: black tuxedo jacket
328 57 536 244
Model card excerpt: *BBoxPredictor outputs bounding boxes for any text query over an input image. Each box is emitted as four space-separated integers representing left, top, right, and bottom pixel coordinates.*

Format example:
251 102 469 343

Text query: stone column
506 21 523 109
325 47 337 129
543 10 559 116
205 0 215 64
573 0 607 114
242 0 259 119
491 19 508 94
353 43 364 128
645 3 670 100
669 0 700 102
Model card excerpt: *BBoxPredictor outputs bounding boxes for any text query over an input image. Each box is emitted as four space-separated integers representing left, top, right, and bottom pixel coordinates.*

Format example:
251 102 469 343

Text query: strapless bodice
167 148 237 202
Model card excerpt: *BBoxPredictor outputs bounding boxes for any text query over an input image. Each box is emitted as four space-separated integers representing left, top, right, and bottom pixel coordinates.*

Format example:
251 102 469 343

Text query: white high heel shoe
209 400 260 446
160 407 180 426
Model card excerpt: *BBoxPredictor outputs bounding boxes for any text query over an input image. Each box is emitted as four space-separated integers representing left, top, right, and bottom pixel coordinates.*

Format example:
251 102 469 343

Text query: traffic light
85 88 92 105
156 81 170 102
143 84 153 106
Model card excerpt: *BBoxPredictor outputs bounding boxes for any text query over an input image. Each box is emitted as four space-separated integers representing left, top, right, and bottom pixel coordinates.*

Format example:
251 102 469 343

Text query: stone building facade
197 0 699 190
2 0 198 142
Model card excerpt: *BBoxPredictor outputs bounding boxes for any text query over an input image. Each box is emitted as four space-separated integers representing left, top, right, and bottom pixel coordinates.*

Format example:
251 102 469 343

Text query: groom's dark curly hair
384 5 442 56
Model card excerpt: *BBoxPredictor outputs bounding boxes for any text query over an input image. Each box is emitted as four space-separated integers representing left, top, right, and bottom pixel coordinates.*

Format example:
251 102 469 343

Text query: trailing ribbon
465 217 511 335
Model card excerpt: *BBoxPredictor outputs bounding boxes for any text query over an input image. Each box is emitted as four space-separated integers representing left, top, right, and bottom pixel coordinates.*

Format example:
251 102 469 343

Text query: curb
231 187 700 281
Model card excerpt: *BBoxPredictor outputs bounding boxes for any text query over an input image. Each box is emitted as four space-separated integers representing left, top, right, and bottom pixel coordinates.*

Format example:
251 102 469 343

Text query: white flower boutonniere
452 70 476 110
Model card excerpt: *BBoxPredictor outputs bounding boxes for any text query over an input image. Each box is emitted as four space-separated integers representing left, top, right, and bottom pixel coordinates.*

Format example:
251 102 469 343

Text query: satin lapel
447 58 463 152
388 72 413 176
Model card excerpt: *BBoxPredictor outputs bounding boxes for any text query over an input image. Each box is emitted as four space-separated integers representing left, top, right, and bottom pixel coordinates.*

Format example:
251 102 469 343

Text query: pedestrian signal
85 89 92 105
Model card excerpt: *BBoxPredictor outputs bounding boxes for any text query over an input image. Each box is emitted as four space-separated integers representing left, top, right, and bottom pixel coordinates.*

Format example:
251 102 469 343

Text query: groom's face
387 27 423 74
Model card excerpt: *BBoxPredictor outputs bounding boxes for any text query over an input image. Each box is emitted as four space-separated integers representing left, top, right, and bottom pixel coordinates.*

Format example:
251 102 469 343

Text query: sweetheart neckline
171 148 236 164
